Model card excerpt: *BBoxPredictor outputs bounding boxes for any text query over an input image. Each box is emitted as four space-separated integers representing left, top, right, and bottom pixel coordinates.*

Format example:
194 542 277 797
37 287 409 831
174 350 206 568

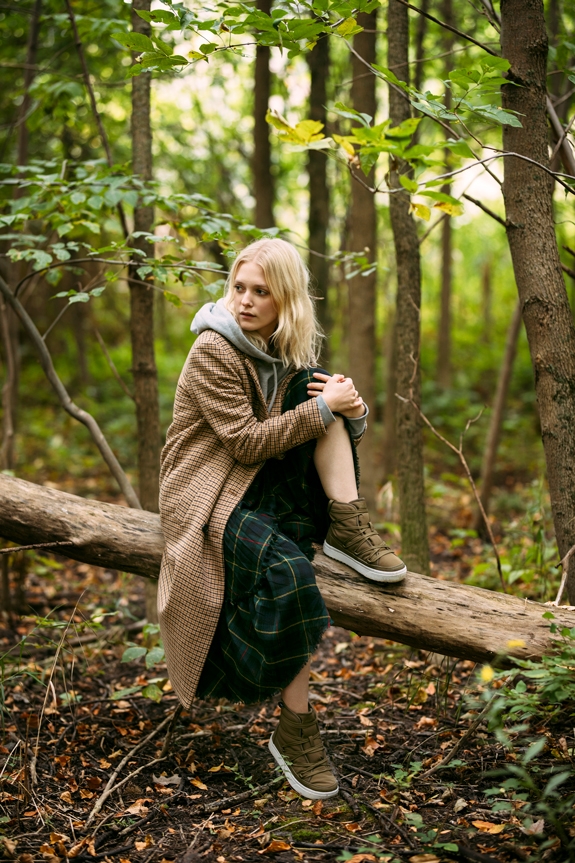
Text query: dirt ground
0 555 572 863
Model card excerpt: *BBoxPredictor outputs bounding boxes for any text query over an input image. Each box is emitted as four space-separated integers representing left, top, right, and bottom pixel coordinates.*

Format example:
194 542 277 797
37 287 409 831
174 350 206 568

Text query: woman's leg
281 659 311 713
313 416 358 503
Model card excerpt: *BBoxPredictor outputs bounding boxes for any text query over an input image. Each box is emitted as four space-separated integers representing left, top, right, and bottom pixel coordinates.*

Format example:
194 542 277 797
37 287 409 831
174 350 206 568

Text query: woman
158 238 405 800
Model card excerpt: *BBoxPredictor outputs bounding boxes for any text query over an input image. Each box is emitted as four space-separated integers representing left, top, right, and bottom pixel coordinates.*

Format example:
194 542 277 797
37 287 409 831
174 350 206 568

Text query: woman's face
232 260 279 343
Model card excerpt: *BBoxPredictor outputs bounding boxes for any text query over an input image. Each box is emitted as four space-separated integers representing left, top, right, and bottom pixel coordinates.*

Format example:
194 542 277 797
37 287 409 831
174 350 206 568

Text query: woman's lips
240 312 255 318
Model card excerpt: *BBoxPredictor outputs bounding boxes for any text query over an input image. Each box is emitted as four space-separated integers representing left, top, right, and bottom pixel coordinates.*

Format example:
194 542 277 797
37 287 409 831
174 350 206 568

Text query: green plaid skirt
196 369 359 705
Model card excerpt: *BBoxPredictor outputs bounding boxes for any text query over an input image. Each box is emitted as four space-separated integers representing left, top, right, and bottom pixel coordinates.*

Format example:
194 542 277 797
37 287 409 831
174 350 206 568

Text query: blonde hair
223 238 321 369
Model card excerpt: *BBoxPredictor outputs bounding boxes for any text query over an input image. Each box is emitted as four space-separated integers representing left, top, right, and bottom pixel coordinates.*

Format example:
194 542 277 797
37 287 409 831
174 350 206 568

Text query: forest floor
0 533 573 863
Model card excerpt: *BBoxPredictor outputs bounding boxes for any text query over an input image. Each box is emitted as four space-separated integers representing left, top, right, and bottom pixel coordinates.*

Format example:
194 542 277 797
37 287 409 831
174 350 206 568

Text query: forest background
0 0 575 860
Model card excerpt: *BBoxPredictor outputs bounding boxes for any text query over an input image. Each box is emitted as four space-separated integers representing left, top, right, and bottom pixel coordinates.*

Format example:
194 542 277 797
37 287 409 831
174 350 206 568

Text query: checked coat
158 330 327 708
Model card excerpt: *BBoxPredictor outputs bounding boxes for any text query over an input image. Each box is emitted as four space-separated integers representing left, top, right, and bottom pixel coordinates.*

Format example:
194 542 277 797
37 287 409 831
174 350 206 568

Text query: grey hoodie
190 299 367 435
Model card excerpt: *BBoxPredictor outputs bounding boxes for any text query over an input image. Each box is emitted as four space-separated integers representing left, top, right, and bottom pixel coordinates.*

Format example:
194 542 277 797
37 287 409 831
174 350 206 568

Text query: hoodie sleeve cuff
345 403 369 438
316 395 336 428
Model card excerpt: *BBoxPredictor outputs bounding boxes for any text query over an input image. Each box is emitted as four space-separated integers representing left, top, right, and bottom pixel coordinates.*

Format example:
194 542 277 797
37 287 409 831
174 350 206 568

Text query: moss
290 828 322 842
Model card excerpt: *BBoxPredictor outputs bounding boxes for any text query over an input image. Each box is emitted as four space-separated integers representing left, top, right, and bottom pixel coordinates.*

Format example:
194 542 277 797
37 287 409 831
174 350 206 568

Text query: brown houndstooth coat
158 330 327 708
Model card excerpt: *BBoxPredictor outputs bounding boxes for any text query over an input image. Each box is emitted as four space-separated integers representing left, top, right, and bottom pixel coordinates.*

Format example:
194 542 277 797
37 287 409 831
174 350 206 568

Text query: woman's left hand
307 372 366 418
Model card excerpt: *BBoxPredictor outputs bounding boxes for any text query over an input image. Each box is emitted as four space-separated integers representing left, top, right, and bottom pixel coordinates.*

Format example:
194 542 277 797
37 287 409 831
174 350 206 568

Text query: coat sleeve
184 335 327 465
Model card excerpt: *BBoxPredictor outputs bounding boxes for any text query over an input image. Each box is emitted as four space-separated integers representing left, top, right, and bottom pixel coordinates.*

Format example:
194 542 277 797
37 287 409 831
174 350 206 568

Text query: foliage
468 621 575 854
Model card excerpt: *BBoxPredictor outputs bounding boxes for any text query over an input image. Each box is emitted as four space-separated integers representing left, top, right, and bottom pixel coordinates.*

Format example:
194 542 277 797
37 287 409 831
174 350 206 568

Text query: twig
338 782 362 819
85 710 177 827
546 96 575 178
561 262 575 281
0 541 75 555
397 392 506 592
550 541 575 607
94 329 135 401
362 799 416 849
31 602 83 785
462 193 507 227
0 274 141 510
392 0 499 57
159 704 183 757
201 775 284 813
419 695 496 780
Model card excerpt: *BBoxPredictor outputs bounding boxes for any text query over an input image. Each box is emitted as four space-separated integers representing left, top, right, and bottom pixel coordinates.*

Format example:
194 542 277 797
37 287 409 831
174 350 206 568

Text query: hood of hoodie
191 298 291 412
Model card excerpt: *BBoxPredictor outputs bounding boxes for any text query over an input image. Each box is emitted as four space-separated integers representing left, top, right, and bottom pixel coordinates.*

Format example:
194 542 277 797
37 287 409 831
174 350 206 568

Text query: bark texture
0 473 571 666
253 0 274 229
306 36 331 364
348 10 377 510
387 0 430 574
130 0 161 620
501 0 575 603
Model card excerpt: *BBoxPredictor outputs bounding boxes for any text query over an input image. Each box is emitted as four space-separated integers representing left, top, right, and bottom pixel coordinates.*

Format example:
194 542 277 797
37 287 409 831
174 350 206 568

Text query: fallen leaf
99 759 111 769
312 800 323 816
190 778 208 791
362 736 380 757
59 791 74 804
18 855 34 863
472 820 506 834
208 763 224 772
80 789 95 799
415 716 436 729
152 773 181 787
134 836 154 851
86 776 102 789
520 818 545 836
409 856 440 863
2 840 17 858
453 798 467 813
277 789 298 802
301 799 313 809
123 798 152 816
259 839 291 854
359 714 373 727
345 822 362 833
347 856 376 863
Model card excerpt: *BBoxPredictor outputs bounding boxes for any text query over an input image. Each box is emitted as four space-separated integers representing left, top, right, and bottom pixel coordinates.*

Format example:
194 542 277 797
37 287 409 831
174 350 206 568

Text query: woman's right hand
310 373 363 415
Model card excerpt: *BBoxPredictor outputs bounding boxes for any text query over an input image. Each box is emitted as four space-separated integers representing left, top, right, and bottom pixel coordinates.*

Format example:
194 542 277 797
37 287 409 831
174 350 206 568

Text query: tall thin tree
387 0 430 574
129 0 162 622
436 0 454 389
306 36 331 363
253 0 274 228
348 9 377 511
501 0 575 603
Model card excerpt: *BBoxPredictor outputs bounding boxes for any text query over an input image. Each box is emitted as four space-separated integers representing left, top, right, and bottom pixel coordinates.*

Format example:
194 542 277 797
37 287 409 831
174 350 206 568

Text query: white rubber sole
323 542 407 583
268 734 339 800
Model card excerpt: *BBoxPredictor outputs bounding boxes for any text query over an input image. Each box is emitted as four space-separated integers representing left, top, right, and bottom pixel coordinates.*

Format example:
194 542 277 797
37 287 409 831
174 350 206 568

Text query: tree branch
462 193 507 226
392 0 499 57
0 275 141 509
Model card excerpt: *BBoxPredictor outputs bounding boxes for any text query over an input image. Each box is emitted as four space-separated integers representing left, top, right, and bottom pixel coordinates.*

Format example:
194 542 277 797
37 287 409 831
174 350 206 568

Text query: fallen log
0 473 572 666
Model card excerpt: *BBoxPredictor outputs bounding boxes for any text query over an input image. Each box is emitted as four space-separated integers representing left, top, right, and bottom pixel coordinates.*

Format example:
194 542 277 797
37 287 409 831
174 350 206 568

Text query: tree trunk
253 0 274 229
481 261 492 344
306 36 331 364
501 0 575 604
0 474 572 666
381 308 397 481
129 0 161 622
473 300 523 533
436 0 454 389
387 0 430 574
4 0 42 470
348 10 378 511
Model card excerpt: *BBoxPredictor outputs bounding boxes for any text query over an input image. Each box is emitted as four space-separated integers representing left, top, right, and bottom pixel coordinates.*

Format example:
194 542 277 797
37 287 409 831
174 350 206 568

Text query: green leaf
121 645 147 663
112 31 155 53
68 292 91 304
400 174 418 193
145 646 165 669
141 683 163 703
112 685 143 700
410 202 431 221
336 17 363 37
522 737 546 764
163 290 182 307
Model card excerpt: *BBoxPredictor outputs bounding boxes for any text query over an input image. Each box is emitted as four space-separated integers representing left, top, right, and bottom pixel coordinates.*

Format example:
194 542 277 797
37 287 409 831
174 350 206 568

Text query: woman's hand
307 372 365 418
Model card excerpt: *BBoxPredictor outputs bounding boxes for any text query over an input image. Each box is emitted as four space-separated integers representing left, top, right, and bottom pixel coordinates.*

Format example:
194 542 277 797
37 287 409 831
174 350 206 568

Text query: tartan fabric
158 332 328 708
196 370 340 704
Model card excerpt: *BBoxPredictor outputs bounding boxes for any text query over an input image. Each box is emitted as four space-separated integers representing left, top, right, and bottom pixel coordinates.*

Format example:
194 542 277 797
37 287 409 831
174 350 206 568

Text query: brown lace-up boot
268 702 339 800
323 498 406 582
